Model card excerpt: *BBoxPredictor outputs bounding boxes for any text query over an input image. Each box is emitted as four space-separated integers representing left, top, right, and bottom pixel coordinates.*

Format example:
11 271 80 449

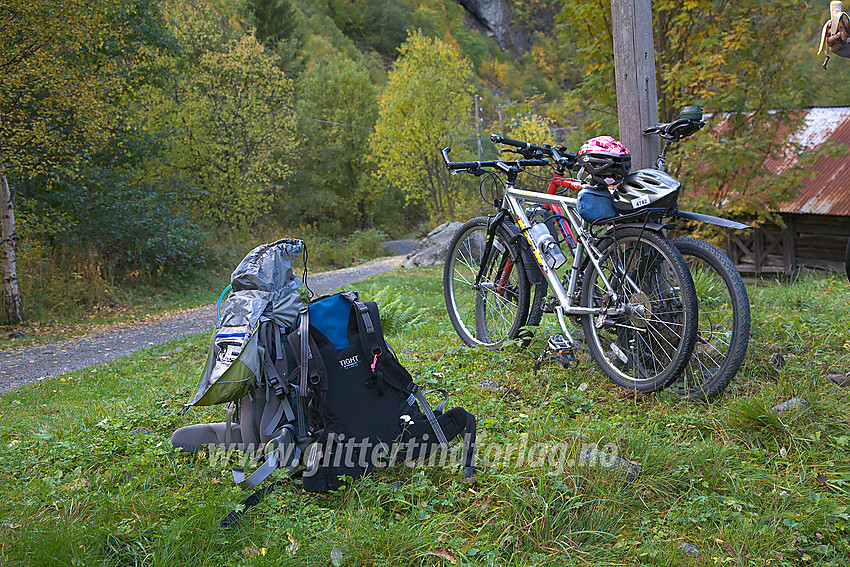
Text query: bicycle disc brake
534 335 580 374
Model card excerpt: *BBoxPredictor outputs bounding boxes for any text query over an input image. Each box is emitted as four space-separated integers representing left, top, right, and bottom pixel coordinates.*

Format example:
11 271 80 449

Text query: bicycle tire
443 217 531 348
580 228 698 392
670 238 750 401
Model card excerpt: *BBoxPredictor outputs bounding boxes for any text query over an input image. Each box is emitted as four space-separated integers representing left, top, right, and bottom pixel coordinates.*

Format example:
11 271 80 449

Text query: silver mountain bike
441 146 699 393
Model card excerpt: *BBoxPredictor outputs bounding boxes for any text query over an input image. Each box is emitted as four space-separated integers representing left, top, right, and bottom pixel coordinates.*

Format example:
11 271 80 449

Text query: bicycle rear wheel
670 238 750 401
443 217 531 348
580 228 698 391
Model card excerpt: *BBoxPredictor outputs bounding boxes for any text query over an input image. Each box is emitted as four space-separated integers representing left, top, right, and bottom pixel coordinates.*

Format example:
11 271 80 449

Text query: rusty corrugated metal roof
767 107 850 216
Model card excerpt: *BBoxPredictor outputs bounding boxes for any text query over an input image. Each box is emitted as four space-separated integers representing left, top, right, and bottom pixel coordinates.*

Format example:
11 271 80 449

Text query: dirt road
0 254 410 392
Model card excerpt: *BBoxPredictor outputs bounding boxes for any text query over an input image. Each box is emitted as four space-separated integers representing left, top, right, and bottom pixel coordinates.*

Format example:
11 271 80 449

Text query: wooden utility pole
474 95 483 161
611 0 659 170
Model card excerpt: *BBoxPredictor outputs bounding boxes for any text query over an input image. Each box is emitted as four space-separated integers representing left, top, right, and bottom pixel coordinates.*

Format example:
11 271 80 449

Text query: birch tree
0 0 117 323
371 31 474 219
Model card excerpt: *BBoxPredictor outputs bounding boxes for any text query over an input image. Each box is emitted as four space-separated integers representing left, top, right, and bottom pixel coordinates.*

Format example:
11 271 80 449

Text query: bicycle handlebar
489 134 578 169
441 147 548 172
643 118 704 141
489 134 539 151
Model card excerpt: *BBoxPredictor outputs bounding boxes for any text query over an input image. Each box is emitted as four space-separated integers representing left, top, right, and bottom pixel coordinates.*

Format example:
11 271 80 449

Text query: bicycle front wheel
580 228 698 391
443 217 531 348
670 237 750 401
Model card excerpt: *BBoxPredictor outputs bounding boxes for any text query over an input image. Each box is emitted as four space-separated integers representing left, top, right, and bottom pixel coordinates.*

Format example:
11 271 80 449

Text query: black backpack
287 291 477 493
208 290 476 527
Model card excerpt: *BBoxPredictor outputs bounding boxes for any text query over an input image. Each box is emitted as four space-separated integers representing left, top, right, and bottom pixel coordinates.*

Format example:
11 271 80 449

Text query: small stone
769 352 785 369
401 222 464 268
679 542 703 558
771 397 810 413
129 427 153 437
827 373 850 387
579 449 640 481
478 380 501 392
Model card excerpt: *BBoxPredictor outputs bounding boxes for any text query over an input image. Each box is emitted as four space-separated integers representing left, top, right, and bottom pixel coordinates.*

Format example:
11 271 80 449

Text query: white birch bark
1 172 24 323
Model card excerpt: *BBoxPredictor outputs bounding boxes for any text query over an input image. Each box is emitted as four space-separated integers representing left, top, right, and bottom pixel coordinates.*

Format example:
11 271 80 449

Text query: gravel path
0 255 409 392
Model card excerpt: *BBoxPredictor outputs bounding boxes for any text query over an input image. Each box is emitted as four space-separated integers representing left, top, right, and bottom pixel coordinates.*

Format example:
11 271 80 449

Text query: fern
366 285 429 336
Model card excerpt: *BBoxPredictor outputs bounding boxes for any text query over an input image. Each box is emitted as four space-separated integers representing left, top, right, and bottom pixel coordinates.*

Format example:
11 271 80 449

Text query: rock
456 0 539 53
401 222 464 268
679 542 703 558
827 373 850 387
769 352 785 369
578 449 640 481
771 397 810 413
7 331 26 338
478 380 501 392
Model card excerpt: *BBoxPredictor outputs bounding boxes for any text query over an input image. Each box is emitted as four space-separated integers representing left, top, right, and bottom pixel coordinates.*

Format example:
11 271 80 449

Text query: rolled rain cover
186 296 265 407
183 239 305 409
231 238 304 295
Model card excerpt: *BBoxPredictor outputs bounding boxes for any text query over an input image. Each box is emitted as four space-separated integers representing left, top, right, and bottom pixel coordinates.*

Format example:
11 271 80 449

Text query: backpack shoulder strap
287 306 327 438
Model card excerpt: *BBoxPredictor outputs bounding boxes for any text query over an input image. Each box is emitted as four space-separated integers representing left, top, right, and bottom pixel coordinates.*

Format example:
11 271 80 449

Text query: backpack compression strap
231 425 300 489
290 306 327 439
258 322 296 425
296 306 311 437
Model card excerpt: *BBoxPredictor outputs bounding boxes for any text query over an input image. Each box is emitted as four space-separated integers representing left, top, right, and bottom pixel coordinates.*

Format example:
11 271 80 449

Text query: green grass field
1 267 848 566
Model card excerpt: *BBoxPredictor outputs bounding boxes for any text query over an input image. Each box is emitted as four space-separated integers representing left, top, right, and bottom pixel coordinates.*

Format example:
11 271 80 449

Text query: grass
1 267 849 566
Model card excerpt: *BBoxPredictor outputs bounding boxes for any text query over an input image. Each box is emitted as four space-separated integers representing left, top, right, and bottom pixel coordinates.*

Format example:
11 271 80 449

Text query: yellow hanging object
819 1 850 69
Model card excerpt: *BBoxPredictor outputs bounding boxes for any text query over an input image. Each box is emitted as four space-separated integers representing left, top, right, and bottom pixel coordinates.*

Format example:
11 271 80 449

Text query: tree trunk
1 172 24 323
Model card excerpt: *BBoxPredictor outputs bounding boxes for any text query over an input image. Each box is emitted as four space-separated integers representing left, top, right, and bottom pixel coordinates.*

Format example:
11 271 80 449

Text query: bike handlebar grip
492 135 530 149
441 147 451 165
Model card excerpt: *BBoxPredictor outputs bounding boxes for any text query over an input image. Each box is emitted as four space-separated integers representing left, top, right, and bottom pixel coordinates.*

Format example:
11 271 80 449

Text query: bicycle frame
492 179 631 347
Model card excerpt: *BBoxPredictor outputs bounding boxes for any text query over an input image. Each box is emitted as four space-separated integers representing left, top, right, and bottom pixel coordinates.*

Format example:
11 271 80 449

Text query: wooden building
725 107 850 276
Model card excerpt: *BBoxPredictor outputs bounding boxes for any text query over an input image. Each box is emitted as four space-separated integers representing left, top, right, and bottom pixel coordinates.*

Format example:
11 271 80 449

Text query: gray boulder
402 222 464 268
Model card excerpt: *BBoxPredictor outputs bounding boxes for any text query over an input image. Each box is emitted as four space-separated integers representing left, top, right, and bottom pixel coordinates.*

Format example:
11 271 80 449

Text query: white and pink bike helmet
576 136 632 185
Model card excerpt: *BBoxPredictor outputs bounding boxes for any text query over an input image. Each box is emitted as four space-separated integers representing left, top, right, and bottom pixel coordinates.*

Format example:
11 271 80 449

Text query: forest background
1 0 845 326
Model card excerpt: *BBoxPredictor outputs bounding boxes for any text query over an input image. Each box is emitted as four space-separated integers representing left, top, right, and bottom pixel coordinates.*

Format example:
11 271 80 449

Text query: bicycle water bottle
529 222 567 269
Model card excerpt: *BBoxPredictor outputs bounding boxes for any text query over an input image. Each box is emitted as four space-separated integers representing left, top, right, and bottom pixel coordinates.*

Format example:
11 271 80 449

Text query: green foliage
15 241 117 318
359 284 429 336
371 31 475 220
246 0 297 49
557 0 831 218
292 58 380 231
325 0 413 58
140 21 297 229
19 168 206 282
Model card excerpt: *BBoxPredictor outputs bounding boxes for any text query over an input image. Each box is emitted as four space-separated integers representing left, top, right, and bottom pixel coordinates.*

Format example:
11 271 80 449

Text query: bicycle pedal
547 335 572 351
553 348 580 370
535 336 580 373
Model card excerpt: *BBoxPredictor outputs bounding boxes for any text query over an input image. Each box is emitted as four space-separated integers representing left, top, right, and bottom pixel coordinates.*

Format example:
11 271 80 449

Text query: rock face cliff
457 0 529 53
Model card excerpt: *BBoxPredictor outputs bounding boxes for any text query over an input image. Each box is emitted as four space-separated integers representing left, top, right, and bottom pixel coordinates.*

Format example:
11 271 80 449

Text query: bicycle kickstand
534 335 580 374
